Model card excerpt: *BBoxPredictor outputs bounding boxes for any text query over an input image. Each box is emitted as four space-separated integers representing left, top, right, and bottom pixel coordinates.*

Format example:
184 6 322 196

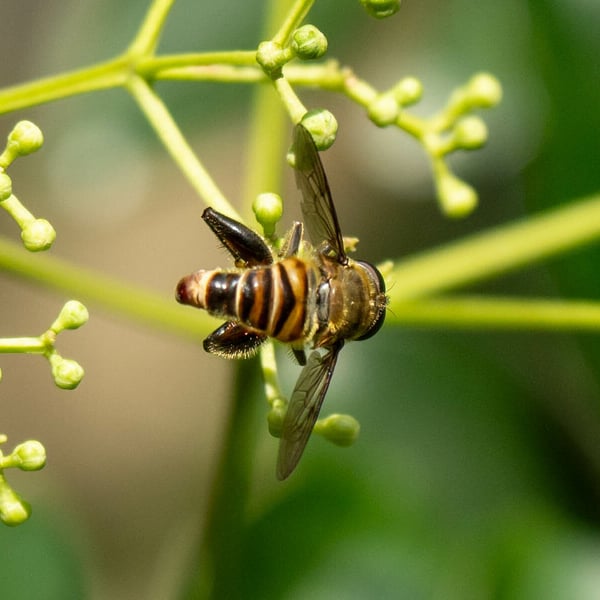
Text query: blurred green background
1 1 600 598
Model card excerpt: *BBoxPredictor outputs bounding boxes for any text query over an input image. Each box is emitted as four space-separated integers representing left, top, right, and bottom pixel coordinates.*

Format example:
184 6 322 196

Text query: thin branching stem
126 75 242 221
0 235 214 341
127 0 177 56
2 194 600 338
388 296 600 331
0 56 130 116
0 338 48 353
390 193 600 300
271 0 315 45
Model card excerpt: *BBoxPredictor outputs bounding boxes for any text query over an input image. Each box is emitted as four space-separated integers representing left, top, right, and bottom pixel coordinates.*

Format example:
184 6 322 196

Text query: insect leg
204 321 267 359
292 347 307 366
202 207 273 267
279 221 304 258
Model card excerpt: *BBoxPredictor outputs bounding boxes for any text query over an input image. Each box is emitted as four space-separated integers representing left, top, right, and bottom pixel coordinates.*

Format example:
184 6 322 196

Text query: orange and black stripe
176 257 314 344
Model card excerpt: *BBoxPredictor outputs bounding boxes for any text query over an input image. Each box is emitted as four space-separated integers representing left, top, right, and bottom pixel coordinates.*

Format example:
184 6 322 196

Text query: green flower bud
0 485 31 526
53 300 90 332
360 0 400 19
437 173 478 218
21 218 56 252
368 92 399 127
466 73 502 108
12 440 46 471
300 109 338 150
267 402 286 438
453 116 488 149
315 413 360 446
0 172 12 201
51 356 84 390
253 193 283 236
256 41 288 78
8 120 44 156
292 25 328 60
393 77 423 106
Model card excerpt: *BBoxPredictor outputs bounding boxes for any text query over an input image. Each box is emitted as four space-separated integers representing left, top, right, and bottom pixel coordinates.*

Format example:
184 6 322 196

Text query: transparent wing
276 343 342 480
292 124 346 264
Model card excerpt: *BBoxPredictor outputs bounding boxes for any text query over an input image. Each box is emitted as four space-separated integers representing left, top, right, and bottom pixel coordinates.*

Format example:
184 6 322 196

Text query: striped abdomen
176 257 316 343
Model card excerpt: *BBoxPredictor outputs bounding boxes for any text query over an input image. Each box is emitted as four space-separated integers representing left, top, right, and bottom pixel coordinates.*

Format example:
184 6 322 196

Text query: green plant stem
0 235 214 341
272 0 315 46
0 56 130 115
180 357 262 600
127 0 177 56
241 86 289 222
390 193 600 300
259 341 285 407
3 195 600 339
0 338 47 353
240 6 290 220
181 3 297 599
126 75 243 221
138 51 258 77
156 65 265 84
388 296 600 331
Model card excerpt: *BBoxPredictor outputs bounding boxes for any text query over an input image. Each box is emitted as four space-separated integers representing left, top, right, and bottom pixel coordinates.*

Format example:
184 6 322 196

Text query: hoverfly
176 124 387 479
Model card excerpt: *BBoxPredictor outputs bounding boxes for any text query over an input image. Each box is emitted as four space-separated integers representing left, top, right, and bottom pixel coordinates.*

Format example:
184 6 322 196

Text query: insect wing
276 343 342 480
292 125 346 263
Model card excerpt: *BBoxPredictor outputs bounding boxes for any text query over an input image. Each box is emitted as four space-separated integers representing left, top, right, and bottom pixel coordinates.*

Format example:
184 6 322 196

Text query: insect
176 124 387 479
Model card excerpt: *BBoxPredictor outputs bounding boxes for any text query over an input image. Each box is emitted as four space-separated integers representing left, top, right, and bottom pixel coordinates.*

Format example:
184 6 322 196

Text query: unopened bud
267 402 286 438
393 77 423 106
368 93 399 127
0 484 31 526
453 116 488 149
466 73 502 108
253 193 283 232
12 441 46 471
315 413 360 446
50 356 85 390
52 300 89 332
360 0 400 19
300 109 338 150
437 173 478 218
8 121 44 156
21 218 56 252
292 25 328 60
256 41 287 78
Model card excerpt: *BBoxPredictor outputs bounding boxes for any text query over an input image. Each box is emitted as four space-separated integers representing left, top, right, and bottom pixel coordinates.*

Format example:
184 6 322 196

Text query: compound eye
354 261 387 341
355 304 386 341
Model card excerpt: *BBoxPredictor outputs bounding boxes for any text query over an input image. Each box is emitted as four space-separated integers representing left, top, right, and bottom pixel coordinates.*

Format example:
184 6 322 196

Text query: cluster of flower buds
0 437 47 526
257 25 338 150
43 300 89 390
354 72 502 216
0 121 56 251
429 73 502 216
0 301 87 525
257 25 328 79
